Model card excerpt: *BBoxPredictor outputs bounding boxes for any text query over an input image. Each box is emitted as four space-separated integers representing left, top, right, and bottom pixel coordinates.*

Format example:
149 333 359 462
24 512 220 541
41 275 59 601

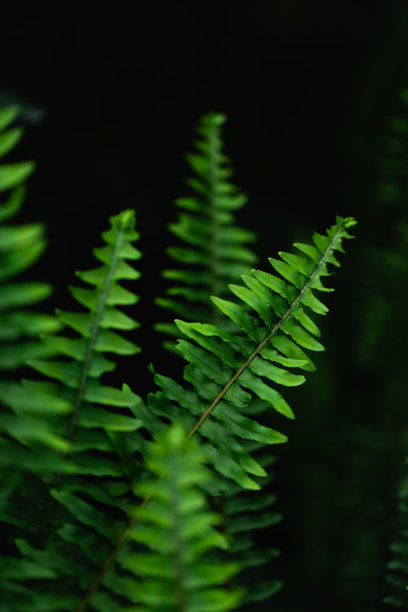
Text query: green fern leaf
151 216 356 490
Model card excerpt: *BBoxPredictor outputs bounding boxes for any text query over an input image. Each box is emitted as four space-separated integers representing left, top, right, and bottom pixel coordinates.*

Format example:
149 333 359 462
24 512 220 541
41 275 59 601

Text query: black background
1 0 400 373
2 2 408 610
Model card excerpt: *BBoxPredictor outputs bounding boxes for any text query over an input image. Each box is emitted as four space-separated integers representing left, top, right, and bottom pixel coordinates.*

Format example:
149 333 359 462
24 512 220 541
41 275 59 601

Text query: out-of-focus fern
368 89 408 607
0 209 145 610
342 87 408 606
75 215 355 610
118 423 243 611
156 112 257 340
0 105 60 499
0 105 58 371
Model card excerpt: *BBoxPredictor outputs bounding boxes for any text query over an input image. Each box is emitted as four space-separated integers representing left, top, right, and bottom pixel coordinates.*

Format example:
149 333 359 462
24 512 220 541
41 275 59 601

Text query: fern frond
156 216 356 488
0 105 62 505
0 105 59 373
0 210 146 610
156 112 257 341
76 215 355 610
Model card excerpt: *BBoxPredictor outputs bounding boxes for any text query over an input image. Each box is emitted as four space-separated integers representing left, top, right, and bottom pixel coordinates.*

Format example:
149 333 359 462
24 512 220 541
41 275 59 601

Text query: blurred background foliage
2 1 408 610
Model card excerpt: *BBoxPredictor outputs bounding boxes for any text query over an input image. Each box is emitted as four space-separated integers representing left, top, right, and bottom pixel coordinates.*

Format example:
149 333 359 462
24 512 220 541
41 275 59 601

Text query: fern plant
0 107 356 611
0 205 355 611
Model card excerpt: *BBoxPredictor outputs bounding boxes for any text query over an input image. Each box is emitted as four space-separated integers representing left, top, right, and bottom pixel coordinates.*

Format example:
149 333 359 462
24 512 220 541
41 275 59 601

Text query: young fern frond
156 112 257 340
118 423 243 612
76 215 355 610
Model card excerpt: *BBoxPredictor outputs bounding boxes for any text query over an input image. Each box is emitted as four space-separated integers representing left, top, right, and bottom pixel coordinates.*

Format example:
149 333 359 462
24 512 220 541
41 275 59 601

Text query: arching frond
144 216 356 493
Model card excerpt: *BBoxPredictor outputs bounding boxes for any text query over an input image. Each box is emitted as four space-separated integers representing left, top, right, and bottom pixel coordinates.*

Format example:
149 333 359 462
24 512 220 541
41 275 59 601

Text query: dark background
0 0 401 370
2 1 408 610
